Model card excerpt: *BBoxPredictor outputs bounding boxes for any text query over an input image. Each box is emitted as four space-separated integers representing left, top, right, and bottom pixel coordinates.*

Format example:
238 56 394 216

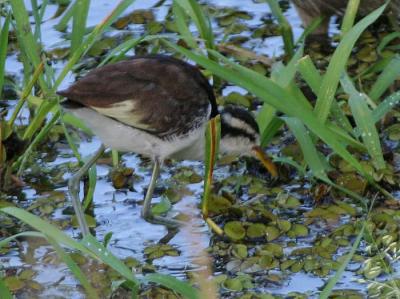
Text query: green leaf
71 0 91 55
372 90 400 123
202 116 221 216
284 117 329 180
9 0 49 93
48 236 99 299
342 76 386 169
173 0 214 49
0 14 10 100
314 3 387 123
82 235 139 285
265 0 294 58
0 276 12 299
369 55 400 102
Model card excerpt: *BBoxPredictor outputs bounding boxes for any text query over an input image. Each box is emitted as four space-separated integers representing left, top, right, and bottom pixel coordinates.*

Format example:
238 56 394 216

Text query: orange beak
252 145 278 178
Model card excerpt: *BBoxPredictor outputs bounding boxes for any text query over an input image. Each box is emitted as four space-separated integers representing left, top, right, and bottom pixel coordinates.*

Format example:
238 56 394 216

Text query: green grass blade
342 77 386 170
340 0 360 37
82 235 139 285
145 274 199 299
22 101 55 140
55 1 76 32
202 115 220 217
326 123 365 150
294 16 324 46
0 276 12 299
172 1 197 49
31 0 49 41
71 0 91 55
320 221 365 298
314 3 387 123
296 55 321 94
82 161 97 211
265 0 294 58
174 0 214 49
260 116 284 147
349 95 386 170
0 231 45 248
0 207 93 254
0 14 10 100
9 0 49 93
99 34 170 66
377 31 400 54
284 117 329 180
257 46 304 144
17 111 60 175
369 55 400 102
48 236 99 299
372 90 400 122
297 56 354 134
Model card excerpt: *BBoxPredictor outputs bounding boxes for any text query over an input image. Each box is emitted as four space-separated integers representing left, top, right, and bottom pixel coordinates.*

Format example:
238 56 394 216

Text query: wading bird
58 55 277 236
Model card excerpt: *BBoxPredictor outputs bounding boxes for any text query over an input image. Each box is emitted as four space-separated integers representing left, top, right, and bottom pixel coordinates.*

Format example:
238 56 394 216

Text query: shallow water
1 0 393 298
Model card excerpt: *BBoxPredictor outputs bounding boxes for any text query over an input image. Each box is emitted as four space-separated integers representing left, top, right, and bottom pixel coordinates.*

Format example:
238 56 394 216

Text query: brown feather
58 55 217 138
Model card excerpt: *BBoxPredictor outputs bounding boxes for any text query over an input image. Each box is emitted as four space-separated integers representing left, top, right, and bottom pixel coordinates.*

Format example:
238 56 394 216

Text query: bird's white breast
65 106 207 161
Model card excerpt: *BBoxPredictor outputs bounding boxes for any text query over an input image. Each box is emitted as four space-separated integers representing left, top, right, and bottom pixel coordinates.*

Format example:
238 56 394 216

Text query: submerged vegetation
1 0 400 298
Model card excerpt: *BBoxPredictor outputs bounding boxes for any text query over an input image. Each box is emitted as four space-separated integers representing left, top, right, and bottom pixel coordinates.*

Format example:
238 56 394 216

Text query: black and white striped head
219 105 277 177
220 105 260 156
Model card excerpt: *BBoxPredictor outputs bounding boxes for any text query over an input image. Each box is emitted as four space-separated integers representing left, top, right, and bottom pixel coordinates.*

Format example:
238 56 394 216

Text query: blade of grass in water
265 0 294 58
173 1 197 49
340 0 360 37
369 55 400 102
31 0 49 41
8 62 44 127
202 116 220 218
258 47 306 145
0 277 13 299
0 14 10 100
0 207 92 253
47 236 99 299
71 0 91 55
55 1 76 32
350 94 386 170
17 111 61 175
174 0 214 50
296 55 322 94
314 3 387 123
372 90 400 122
341 75 386 170
99 34 172 66
9 0 49 93
284 117 329 180
297 56 355 135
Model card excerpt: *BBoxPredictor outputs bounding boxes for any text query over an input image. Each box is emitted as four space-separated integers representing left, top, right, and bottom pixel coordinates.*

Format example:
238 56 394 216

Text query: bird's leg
68 144 105 236
141 159 183 228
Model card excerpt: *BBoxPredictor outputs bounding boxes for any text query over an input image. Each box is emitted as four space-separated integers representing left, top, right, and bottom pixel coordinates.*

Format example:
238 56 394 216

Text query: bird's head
219 105 278 177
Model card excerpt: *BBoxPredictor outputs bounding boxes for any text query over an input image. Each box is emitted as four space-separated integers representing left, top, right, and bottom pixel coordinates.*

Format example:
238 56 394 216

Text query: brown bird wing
58 56 214 137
